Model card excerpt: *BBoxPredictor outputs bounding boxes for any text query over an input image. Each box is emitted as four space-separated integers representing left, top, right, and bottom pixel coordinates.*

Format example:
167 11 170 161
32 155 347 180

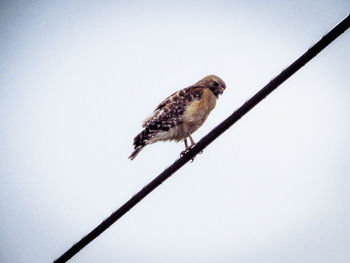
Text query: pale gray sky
1 1 349 262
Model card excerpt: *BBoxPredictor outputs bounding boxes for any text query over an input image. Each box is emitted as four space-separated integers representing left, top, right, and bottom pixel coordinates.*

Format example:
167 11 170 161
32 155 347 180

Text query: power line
54 14 350 263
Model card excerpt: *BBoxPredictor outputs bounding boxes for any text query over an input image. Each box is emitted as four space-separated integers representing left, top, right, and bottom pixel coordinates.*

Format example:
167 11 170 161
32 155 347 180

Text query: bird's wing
142 86 204 129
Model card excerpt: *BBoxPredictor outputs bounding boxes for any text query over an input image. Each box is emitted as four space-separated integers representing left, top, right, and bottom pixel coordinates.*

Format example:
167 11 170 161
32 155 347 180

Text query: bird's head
196 75 226 97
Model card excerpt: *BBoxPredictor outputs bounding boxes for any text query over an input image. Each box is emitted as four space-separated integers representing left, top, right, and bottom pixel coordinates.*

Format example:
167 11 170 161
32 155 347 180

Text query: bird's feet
180 149 190 157
180 145 194 157
180 144 199 162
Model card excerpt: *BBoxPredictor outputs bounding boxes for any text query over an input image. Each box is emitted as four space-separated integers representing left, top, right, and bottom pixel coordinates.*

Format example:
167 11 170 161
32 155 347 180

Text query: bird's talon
180 149 189 157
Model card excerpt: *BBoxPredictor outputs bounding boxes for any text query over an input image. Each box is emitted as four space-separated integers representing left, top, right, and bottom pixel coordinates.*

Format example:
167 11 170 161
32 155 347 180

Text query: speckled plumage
129 75 226 160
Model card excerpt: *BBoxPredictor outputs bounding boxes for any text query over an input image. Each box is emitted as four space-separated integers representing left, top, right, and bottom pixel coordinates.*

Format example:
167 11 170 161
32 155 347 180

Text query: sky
0 1 349 262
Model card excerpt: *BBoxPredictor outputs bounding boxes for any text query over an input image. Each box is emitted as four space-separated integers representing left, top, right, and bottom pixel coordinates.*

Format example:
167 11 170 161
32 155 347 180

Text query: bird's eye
213 81 219 86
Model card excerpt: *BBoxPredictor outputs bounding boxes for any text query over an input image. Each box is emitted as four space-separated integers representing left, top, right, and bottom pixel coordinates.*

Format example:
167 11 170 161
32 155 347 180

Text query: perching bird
129 75 226 160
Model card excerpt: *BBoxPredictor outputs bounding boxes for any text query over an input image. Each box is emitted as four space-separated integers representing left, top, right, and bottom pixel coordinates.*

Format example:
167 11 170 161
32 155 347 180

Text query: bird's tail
129 128 152 160
128 146 144 160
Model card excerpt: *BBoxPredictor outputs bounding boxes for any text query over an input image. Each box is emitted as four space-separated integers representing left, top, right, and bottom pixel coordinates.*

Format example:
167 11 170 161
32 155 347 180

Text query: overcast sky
1 1 349 262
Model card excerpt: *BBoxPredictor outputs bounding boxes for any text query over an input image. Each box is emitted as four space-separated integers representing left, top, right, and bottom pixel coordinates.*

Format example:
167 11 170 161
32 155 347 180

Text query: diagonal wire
54 14 350 263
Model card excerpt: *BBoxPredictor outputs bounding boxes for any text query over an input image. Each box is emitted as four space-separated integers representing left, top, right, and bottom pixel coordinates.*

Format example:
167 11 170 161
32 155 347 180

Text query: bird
129 75 226 160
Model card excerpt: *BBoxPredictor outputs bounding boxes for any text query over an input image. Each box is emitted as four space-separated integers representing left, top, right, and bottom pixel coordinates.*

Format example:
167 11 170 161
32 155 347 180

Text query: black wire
54 14 350 263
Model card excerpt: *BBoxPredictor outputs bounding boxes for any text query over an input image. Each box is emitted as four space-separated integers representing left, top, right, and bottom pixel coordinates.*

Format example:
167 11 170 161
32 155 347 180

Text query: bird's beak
219 87 225 95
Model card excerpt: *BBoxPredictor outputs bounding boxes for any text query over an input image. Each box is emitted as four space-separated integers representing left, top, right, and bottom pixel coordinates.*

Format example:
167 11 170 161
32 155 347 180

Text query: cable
54 14 350 263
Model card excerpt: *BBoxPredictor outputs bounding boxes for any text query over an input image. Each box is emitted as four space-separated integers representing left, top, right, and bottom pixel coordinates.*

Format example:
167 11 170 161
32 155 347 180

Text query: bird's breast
182 88 217 134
